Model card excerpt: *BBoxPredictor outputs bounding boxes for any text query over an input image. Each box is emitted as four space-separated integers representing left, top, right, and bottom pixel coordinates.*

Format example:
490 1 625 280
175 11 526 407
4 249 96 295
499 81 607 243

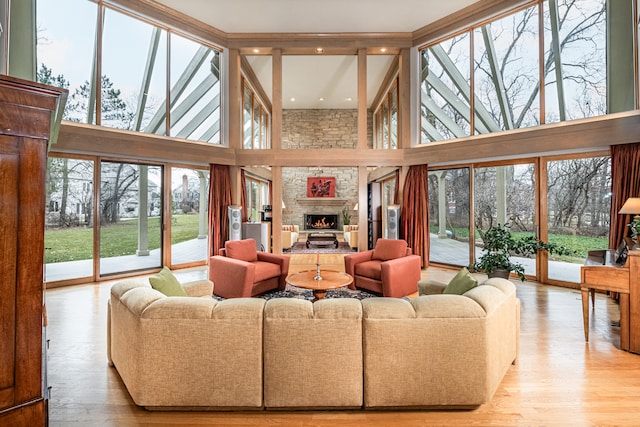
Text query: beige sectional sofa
108 277 519 411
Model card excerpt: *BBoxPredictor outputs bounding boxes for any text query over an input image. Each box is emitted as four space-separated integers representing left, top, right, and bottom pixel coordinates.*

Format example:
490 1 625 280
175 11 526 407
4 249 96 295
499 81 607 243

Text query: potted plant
341 206 351 231
472 222 574 281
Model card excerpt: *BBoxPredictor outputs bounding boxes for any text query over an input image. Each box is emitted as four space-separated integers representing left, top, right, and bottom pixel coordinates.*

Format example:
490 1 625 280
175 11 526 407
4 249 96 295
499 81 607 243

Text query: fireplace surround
304 214 339 230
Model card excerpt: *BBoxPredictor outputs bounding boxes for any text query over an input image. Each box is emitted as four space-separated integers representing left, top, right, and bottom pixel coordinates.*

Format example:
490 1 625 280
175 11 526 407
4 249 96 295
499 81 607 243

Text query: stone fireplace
304 213 339 230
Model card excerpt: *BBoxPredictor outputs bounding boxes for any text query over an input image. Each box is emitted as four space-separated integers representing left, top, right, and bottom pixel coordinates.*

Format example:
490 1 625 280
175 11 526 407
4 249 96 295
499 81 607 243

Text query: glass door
474 162 537 279
428 167 471 266
99 161 163 275
44 157 95 283
170 167 210 267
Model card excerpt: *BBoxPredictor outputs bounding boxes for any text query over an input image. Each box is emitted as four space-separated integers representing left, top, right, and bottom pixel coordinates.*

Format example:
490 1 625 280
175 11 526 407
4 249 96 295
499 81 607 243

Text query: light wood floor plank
45 256 640 426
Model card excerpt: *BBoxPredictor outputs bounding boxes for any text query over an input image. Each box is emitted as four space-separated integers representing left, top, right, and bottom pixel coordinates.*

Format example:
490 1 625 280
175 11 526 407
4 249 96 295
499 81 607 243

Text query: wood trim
226 33 412 51
53 122 235 166
227 49 242 150
235 148 404 168
271 49 283 150
357 48 368 150
412 0 535 47
271 165 283 253
398 48 411 149
406 111 640 167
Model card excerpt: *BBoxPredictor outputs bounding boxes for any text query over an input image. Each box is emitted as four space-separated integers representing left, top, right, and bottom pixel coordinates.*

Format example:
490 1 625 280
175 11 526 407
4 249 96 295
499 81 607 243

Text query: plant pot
488 269 511 279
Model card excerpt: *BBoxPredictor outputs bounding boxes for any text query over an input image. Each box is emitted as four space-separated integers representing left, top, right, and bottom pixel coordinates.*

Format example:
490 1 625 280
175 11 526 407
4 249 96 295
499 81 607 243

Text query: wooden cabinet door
0 74 64 426
0 137 20 409
0 135 47 425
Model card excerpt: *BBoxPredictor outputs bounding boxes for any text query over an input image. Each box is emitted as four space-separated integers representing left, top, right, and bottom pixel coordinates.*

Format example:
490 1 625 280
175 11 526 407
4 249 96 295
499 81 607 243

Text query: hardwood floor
45 256 640 426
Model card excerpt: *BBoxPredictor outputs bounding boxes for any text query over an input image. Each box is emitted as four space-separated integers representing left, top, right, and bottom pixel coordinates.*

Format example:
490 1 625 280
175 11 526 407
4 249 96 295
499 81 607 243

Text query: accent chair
344 238 420 298
209 238 290 298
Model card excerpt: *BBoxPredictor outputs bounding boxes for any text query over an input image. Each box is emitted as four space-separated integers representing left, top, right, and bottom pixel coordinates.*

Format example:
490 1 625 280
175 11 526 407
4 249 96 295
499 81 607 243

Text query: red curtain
401 164 429 268
208 164 232 256
609 143 640 248
240 169 248 222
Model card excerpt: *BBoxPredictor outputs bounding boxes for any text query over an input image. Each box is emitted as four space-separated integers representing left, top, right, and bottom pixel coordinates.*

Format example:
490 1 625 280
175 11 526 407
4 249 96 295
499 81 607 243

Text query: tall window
474 162 537 278
170 167 210 267
244 175 269 222
420 0 609 144
428 168 471 266
373 79 398 149
242 79 271 149
545 155 611 283
99 161 163 276
45 157 95 282
36 0 223 144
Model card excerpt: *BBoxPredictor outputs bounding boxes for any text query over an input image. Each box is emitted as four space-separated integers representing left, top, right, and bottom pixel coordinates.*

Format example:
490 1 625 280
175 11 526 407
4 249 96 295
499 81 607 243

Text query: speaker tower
228 205 242 241
387 204 401 240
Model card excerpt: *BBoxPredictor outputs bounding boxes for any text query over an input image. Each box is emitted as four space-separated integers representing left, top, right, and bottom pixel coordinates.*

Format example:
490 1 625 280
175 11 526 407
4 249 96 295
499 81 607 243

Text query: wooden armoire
0 75 67 426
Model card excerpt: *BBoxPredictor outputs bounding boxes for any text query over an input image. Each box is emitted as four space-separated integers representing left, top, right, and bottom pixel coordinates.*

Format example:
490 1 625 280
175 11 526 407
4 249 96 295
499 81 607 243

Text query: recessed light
253 48 260 53
345 97 353 102
290 97 296 102
315 48 324 54
380 48 388 53
319 97 325 102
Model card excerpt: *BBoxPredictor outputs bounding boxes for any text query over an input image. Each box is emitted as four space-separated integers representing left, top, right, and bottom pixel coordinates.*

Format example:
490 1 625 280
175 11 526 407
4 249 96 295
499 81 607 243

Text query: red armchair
344 238 421 298
209 238 290 298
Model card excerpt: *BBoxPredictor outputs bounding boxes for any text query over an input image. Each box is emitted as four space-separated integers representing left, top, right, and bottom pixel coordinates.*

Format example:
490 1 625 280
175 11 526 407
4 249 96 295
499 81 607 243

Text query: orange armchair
209 238 290 298
344 238 420 298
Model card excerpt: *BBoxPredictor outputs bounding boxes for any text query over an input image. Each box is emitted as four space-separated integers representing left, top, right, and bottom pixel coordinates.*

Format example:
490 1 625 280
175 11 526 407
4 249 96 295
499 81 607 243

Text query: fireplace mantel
296 197 348 205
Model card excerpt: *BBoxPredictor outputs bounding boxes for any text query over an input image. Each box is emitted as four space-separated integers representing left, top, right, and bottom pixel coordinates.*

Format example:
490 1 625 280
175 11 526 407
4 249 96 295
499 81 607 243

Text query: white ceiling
153 0 480 108
154 0 479 33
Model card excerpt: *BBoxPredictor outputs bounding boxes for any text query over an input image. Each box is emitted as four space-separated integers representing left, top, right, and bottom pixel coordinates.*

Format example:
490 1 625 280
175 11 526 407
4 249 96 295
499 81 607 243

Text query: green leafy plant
628 216 640 240
341 206 351 226
472 222 574 281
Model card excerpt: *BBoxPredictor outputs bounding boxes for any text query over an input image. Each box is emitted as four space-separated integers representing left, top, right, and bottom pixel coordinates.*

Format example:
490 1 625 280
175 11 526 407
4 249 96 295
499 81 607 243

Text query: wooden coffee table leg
312 289 327 302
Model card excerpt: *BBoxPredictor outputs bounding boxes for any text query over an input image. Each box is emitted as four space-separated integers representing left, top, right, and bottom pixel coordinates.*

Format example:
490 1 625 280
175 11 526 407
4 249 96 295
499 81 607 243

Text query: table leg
619 293 630 351
312 289 327 302
581 287 590 342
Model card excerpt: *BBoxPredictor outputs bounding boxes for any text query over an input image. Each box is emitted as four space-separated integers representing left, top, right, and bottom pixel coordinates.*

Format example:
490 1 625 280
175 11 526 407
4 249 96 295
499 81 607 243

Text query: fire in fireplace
304 214 338 230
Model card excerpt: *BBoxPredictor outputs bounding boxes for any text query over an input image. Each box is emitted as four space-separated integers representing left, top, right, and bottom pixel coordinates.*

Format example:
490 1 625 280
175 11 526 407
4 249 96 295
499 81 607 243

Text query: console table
581 247 640 354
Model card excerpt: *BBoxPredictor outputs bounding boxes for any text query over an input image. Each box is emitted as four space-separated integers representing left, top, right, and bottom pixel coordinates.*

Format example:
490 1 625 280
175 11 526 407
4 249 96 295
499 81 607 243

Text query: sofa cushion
372 239 407 261
253 261 282 283
149 267 187 297
443 267 478 295
225 239 258 262
354 260 383 281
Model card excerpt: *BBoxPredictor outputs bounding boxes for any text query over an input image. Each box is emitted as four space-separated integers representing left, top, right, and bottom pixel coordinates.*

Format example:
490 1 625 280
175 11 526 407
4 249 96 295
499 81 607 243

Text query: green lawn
429 224 607 262
45 214 201 263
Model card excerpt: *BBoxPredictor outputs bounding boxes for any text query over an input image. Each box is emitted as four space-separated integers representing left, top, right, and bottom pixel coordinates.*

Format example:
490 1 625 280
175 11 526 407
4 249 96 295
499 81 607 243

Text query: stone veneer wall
281 109 372 228
282 166 358 229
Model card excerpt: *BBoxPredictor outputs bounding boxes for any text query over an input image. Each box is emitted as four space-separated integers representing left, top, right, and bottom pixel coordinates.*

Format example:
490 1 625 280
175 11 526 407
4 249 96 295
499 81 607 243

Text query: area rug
213 284 377 301
284 241 356 254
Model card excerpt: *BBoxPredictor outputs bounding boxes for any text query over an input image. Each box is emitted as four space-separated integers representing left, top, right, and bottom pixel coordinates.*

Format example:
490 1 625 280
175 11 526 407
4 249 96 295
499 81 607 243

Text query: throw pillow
443 267 478 295
149 267 187 297
372 239 408 261
225 238 258 262
282 225 293 231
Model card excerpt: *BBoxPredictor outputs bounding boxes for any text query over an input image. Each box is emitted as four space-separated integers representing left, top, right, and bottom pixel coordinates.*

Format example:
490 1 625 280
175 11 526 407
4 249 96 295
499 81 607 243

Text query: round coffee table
286 270 353 302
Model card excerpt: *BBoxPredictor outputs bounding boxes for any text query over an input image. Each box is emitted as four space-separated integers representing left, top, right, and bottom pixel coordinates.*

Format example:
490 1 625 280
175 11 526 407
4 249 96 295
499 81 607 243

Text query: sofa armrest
380 255 421 298
257 252 291 289
344 250 374 289
282 230 293 249
209 256 256 298
182 279 214 297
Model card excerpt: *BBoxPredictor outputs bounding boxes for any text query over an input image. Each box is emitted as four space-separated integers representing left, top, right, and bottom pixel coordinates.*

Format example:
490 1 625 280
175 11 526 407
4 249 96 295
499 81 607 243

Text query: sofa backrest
360 278 518 408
